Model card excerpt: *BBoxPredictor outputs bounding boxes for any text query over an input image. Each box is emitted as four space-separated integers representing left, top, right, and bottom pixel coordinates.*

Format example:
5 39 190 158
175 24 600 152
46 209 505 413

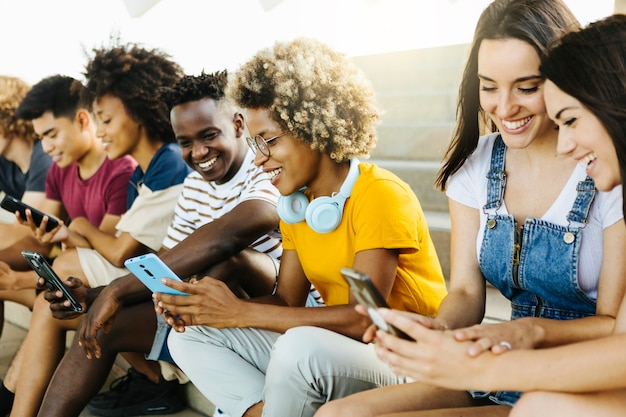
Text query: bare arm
77 198 282 358
158 199 280 279
87 198 281 308
433 199 487 330
374 306 626 393
66 217 148 267
245 247 398 339
157 247 399 340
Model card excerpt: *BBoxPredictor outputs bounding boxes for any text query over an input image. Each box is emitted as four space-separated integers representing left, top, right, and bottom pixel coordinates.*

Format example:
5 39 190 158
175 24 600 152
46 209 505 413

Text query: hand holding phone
1 194 59 232
341 267 411 340
124 253 188 296
21 250 83 312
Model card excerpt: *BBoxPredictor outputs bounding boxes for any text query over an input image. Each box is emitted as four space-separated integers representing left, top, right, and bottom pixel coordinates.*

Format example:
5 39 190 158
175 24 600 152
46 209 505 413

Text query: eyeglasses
246 133 284 157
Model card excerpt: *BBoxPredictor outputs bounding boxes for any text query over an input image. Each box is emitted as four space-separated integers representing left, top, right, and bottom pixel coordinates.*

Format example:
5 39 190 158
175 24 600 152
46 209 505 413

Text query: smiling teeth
198 157 217 169
579 153 597 167
502 116 532 130
267 167 283 180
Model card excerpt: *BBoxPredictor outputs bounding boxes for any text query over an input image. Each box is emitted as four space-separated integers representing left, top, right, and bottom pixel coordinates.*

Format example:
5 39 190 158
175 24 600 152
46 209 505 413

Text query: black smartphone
1 194 59 232
21 250 83 312
341 267 411 340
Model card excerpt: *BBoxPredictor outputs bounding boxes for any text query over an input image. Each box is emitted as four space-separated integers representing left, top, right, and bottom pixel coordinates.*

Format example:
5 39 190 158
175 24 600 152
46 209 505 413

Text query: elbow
108 248 140 268
109 254 128 268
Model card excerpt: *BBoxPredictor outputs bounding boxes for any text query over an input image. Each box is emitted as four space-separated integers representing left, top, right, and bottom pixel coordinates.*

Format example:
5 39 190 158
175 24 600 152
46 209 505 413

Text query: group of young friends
0 0 624 416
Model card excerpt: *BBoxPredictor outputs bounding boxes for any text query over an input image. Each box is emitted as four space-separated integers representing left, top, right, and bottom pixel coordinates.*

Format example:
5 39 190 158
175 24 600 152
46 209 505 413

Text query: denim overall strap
567 176 596 225
483 135 506 212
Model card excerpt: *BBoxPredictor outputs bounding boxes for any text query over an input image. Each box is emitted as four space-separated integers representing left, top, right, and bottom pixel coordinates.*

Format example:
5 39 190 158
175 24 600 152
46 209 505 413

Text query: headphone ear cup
305 196 342 233
277 192 309 224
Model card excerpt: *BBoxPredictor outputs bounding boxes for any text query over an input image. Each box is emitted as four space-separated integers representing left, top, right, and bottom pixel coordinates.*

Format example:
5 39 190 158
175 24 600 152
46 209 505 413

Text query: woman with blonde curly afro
162 37 448 417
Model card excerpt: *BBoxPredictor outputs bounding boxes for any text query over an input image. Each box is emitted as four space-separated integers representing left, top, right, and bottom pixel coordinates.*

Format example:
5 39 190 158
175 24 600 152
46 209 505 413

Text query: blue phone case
124 253 188 296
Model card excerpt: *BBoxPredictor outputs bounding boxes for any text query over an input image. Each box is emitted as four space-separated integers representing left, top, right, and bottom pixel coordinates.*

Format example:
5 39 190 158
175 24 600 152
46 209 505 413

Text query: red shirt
45 156 137 227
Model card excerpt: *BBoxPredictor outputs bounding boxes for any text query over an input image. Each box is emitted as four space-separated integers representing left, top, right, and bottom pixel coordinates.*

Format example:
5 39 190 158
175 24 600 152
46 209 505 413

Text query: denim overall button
487 219 497 229
563 232 575 244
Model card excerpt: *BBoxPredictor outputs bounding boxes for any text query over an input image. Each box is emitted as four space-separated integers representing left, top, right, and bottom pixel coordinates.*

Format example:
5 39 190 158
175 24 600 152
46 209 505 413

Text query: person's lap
315 380 477 417
510 388 626 417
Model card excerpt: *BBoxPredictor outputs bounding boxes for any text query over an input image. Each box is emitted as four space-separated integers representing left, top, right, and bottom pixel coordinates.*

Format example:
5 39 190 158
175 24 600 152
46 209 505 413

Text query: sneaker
87 368 185 416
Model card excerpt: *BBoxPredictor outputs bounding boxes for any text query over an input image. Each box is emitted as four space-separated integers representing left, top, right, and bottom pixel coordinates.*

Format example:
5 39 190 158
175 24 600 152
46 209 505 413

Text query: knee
166 326 214 364
266 326 327 382
270 326 317 365
33 290 48 309
50 249 78 278
32 291 53 318
510 392 551 417
29 292 59 329
315 399 349 417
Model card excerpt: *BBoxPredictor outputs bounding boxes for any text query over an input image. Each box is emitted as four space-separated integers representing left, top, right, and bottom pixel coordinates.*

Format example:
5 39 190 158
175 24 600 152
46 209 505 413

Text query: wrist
521 317 545 348
14 270 37 291
85 287 105 307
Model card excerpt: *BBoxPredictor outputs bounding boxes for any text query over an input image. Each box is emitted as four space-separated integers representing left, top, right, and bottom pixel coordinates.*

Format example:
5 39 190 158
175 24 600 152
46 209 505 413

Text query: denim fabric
146 307 174 362
472 136 596 406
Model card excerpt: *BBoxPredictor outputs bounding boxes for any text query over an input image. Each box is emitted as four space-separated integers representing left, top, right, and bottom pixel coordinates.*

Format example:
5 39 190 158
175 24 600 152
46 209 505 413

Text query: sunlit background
0 0 616 85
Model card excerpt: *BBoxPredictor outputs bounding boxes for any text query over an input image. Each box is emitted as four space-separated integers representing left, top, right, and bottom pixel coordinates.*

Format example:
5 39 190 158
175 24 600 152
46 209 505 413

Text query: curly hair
0 75 35 141
83 42 184 143
160 70 232 112
227 37 379 162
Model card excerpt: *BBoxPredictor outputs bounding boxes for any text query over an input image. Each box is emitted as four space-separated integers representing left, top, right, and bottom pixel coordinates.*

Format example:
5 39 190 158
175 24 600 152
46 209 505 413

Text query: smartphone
124 253 188 296
21 250 83 312
1 194 59 232
341 267 411 340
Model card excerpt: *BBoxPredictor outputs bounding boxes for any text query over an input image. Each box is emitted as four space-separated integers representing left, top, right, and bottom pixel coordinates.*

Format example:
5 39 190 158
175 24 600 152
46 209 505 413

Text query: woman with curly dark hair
158 37 448 417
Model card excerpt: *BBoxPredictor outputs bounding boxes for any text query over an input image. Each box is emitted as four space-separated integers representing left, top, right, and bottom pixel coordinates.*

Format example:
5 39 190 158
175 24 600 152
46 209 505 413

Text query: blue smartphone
124 253 188 296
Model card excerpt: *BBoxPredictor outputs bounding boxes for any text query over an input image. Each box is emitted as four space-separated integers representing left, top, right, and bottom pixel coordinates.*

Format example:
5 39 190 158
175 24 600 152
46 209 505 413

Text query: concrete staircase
352 43 470 280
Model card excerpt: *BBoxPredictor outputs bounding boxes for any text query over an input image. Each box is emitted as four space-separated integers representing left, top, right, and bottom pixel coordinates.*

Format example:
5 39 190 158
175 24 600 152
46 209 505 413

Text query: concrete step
353 43 467 162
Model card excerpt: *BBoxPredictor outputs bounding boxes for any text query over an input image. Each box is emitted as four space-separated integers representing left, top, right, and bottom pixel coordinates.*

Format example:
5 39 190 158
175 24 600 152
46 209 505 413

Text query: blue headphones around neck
277 158 360 234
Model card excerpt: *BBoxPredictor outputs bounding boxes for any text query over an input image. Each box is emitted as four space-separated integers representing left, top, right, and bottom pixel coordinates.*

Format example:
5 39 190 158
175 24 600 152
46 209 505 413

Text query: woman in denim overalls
314 1 626 417
359 14 626 417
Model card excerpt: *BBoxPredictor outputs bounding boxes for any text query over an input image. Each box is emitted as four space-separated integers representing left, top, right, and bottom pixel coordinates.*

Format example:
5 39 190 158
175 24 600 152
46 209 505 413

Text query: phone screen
341 267 411 340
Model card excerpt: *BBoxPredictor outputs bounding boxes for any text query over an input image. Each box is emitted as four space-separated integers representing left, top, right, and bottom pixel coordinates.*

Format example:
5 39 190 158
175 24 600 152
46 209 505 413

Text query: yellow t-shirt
281 163 447 316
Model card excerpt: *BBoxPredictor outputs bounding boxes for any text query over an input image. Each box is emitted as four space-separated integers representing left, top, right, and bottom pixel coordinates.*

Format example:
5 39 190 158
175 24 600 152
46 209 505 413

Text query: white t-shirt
162 149 282 260
446 133 623 298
